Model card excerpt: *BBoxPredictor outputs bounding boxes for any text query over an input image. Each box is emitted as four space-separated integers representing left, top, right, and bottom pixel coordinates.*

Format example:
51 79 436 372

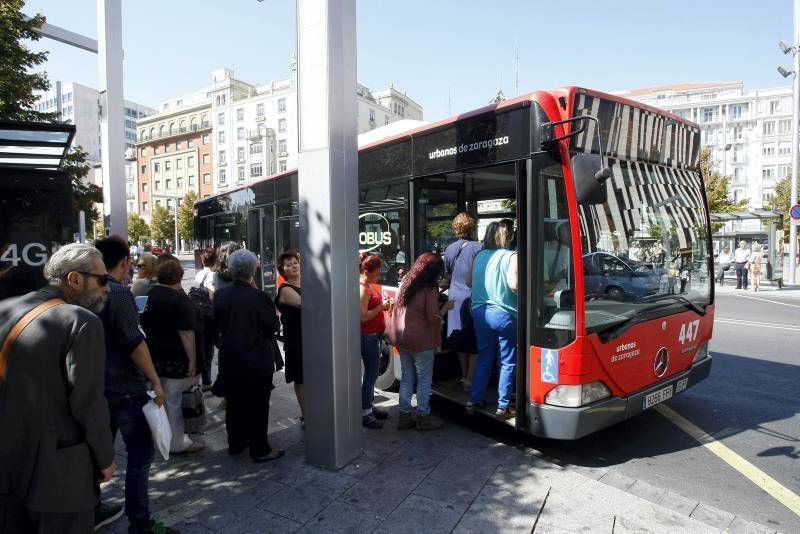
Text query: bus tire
375 334 400 391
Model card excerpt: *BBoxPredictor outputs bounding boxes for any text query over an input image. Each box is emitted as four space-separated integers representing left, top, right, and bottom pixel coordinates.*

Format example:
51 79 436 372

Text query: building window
237 146 245 161
218 150 226 164
202 134 210 144
763 145 775 156
256 103 264 118
203 173 211 184
385 115 390 125
702 107 716 123
369 109 375 122
279 160 287 172
237 127 245 140
176 159 183 170
762 167 775 180
176 140 183 150
778 119 791 135
154 162 160 173
165 161 171 171
733 125 744 140
177 178 183 188
217 112 225 126
155 180 161 190
779 143 791 155
278 139 287 154
202 154 210 164
730 104 747 120
250 163 262 177
770 100 781 114
165 179 172 189
218 131 225 143
188 175 195 186
250 143 262 154
140 147 147 157
278 118 287 132
218 169 227 184
734 167 745 181
142 182 149 192
778 164 791 178
278 98 286 113
142 201 148 212
141 164 146 174
762 188 775 203
237 108 244 121
238 166 246 182
154 146 160 155
763 121 775 136
188 138 194 148
188 156 194 168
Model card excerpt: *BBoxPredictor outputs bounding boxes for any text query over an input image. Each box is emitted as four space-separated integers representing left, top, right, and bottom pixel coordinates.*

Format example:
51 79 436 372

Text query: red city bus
195 87 713 439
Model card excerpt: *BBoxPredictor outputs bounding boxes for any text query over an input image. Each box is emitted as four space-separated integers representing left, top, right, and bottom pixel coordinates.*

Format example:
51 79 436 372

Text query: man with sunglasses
0 243 117 533
93 236 174 534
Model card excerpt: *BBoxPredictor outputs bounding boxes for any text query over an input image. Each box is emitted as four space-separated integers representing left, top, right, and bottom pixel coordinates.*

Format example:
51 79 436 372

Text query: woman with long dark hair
388 252 454 431
359 252 390 429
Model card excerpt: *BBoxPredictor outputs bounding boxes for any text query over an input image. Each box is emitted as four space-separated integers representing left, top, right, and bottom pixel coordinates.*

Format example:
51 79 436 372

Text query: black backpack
188 272 214 319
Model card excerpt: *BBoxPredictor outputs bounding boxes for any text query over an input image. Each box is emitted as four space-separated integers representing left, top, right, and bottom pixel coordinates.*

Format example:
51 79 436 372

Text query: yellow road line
655 404 800 518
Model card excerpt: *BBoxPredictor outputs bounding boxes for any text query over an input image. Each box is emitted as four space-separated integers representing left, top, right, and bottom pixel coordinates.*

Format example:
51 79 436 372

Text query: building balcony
136 121 212 143
249 129 264 139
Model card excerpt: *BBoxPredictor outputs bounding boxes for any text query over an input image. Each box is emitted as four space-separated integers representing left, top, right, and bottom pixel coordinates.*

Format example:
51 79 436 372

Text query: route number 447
678 320 700 344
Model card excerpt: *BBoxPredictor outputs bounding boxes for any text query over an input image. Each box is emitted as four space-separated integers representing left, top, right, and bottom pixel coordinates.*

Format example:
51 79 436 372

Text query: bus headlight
692 342 709 364
545 381 611 407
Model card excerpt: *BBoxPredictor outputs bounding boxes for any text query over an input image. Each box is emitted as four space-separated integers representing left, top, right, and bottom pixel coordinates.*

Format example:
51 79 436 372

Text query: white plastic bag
142 392 172 461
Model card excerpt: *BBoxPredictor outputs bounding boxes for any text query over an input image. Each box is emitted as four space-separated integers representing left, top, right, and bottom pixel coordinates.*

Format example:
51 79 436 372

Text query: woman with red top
359 252 391 429
388 252 454 431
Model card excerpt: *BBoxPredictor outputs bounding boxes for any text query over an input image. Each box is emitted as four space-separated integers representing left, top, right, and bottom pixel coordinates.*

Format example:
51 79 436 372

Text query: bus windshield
577 159 711 334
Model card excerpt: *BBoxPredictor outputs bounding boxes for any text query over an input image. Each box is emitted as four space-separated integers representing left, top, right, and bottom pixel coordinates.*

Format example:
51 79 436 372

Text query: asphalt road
439 288 800 531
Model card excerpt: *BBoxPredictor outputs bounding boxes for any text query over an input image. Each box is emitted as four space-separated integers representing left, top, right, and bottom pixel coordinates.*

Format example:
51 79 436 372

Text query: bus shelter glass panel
577 161 711 333
414 184 461 257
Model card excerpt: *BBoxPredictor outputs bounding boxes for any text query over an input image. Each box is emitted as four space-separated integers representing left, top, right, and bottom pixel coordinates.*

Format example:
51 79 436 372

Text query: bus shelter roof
0 120 75 172
710 210 782 221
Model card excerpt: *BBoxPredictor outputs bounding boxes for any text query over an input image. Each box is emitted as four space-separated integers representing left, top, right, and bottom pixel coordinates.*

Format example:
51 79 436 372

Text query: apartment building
134 102 215 223
618 82 794 209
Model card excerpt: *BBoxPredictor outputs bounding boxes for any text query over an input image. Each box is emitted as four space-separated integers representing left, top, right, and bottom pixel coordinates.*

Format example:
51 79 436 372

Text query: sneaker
415 413 443 431
362 413 383 429
495 407 516 421
94 502 124 530
397 411 415 430
372 406 389 420
144 519 181 534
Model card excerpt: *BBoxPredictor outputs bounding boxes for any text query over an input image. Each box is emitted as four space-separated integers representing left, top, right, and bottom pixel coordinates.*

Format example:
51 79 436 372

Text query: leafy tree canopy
150 204 174 242
177 191 197 242
765 174 798 233
128 212 150 243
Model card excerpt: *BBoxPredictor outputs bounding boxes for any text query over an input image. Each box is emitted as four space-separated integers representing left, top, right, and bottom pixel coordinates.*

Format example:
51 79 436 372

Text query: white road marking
727 293 800 308
714 318 800 331
656 404 800 518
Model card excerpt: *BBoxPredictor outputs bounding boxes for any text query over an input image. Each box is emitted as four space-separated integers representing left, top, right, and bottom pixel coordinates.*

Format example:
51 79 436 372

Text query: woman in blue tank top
466 219 518 419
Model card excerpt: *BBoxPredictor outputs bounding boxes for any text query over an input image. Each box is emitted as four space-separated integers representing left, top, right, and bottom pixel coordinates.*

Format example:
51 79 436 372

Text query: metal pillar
296 0 362 468
97 0 127 239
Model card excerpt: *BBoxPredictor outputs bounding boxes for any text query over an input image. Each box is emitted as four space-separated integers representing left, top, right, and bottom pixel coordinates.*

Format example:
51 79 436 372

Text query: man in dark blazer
0 243 117 533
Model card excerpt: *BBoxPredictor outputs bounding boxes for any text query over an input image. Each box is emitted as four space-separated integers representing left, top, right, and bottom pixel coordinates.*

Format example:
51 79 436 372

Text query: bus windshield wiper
639 294 706 316
596 315 645 342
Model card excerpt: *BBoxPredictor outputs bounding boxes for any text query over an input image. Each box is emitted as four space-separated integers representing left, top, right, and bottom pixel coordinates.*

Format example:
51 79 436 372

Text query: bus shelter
0 120 76 300
711 210 785 287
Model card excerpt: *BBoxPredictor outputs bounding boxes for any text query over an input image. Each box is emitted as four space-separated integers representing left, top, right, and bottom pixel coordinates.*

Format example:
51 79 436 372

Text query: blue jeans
399 349 435 415
469 304 517 410
360 333 381 414
106 392 154 534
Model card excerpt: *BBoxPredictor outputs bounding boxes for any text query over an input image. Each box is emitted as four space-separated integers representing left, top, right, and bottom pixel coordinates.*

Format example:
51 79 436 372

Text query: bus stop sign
791 204 800 223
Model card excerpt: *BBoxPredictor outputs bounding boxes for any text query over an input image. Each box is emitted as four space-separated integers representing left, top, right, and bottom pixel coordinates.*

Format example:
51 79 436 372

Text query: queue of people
0 211 520 533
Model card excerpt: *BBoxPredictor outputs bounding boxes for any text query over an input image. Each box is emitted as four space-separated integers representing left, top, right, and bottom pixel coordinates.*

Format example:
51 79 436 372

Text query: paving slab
376 494 464 534
454 480 549 533
298 499 383 534
689 502 736 530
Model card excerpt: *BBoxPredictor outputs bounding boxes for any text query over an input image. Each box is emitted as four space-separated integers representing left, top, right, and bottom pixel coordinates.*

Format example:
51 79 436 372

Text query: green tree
150 204 174 242
62 145 103 223
128 213 150 243
765 174 798 233
177 191 197 242
0 1 56 122
699 148 747 232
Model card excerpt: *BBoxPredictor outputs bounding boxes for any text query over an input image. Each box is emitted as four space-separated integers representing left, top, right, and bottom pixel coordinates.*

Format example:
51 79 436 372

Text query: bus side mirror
571 153 610 205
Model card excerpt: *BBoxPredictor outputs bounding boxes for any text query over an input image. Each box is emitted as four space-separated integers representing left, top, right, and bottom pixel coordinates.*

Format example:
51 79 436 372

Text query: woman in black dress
275 249 304 423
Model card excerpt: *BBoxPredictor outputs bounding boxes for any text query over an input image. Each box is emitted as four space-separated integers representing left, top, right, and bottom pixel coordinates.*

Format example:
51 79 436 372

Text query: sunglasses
77 271 111 287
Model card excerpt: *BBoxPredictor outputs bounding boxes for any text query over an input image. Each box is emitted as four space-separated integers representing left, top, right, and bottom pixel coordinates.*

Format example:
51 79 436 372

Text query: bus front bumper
527 355 712 440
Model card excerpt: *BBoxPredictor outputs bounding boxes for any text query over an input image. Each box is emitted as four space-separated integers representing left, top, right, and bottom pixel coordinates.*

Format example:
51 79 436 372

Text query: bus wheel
606 286 625 300
375 334 399 391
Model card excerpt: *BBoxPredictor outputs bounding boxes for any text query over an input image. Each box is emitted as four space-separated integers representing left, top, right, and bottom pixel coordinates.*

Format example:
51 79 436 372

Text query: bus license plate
675 378 689 394
643 385 673 409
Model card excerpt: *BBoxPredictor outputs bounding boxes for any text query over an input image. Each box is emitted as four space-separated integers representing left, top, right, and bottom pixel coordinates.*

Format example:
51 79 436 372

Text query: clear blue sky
23 0 795 121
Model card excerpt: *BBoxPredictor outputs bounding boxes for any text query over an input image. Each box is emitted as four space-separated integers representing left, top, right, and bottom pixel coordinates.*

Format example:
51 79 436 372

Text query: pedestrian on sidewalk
193 248 217 391
359 252 391 429
140 256 205 455
93 237 178 534
443 212 483 394
716 246 731 286
214 249 284 463
0 243 117 534
748 242 763 292
275 249 305 424
387 252 453 431
131 254 157 297
208 241 239 301
467 219 519 420
734 240 750 290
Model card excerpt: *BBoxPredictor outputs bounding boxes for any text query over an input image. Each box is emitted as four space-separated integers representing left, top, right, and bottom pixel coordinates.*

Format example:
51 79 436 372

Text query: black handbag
181 384 206 433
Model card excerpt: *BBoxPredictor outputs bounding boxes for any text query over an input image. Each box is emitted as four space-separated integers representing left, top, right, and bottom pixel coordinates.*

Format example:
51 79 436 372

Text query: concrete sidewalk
97 377 776 534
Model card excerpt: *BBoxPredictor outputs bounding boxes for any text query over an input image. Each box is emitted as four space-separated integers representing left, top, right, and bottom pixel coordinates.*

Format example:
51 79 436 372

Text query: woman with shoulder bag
717 246 731 286
359 252 391 429
388 252 454 431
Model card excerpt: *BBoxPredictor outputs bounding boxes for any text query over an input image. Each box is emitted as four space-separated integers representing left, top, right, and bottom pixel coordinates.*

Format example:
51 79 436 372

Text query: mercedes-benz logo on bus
654 347 669 378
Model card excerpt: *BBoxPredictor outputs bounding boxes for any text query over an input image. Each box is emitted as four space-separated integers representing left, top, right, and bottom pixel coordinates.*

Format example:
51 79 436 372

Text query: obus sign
790 204 800 224
358 212 392 252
